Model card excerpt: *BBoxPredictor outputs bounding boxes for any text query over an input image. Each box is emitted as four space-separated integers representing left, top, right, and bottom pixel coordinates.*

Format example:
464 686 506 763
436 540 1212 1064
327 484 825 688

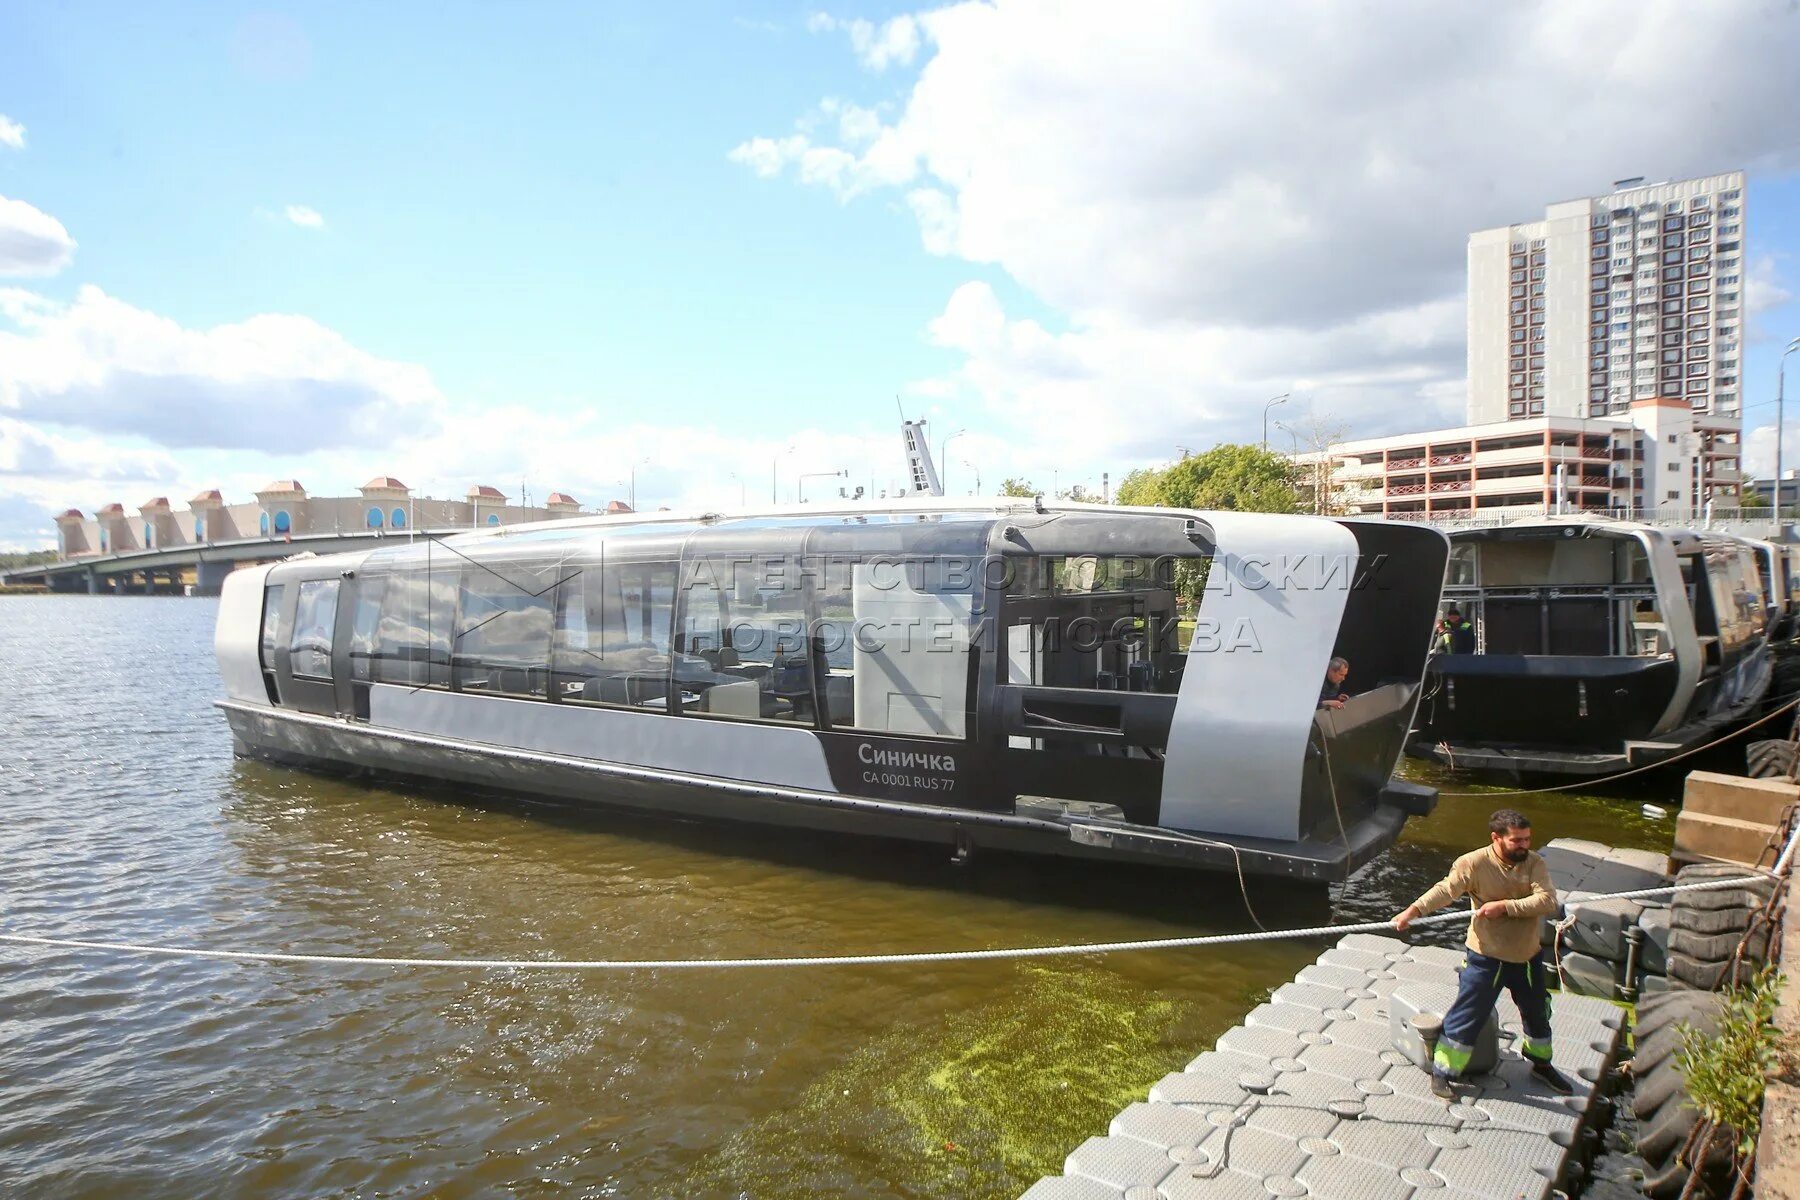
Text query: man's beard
1503 846 1529 863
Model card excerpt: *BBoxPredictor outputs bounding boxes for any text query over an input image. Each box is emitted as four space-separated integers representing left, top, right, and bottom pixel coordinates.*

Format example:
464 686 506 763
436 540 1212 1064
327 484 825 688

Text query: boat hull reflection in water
215 499 1449 882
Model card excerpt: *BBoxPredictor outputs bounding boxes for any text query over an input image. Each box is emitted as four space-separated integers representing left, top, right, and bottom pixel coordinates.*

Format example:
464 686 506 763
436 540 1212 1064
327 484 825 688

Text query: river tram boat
1751 539 1800 646
1409 517 1771 776
214 499 1448 883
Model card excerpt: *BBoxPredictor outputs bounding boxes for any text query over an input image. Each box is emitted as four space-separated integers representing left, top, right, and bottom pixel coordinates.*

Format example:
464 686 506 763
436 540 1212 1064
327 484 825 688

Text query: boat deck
1019 932 1626 1200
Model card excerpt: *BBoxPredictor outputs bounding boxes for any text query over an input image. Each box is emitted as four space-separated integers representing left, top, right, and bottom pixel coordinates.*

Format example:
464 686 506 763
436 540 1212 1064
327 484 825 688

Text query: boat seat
489 667 534 695
702 679 761 717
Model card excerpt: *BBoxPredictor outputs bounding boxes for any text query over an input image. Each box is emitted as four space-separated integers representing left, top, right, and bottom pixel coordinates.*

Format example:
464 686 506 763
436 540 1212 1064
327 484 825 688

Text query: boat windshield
1444 532 1662 656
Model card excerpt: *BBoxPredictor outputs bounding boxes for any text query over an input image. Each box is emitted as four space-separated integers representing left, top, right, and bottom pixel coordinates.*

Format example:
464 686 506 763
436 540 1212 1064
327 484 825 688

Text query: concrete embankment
1756 899 1800 1200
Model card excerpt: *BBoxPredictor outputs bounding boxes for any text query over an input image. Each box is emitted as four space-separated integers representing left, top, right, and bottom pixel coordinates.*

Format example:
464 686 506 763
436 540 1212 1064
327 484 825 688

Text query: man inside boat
1436 606 1476 654
1391 809 1573 1100
1318 657 1350 709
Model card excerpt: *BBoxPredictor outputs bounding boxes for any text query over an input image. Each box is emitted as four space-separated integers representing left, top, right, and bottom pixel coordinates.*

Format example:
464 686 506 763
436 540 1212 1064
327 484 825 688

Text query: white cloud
906 188 957 255
0 195 75 276
0 285 443 454
283 204 325 229
0 115 24 151
1749 254 1792 320
743 0 1800 456
919 281 1465 463
0 418 179 483
807 12 922 70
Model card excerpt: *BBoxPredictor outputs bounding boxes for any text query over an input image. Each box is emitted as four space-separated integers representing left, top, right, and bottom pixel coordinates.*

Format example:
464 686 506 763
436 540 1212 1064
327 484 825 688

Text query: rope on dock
1436 693 1800 799
0 868 1787 972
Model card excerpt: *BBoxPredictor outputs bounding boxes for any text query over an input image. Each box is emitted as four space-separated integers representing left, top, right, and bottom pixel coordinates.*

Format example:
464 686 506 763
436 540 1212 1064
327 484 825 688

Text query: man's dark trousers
1432 949 1554 1079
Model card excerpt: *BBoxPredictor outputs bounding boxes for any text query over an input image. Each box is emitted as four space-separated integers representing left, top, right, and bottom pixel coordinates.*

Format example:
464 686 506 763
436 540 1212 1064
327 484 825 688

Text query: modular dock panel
1020 932 1626 1200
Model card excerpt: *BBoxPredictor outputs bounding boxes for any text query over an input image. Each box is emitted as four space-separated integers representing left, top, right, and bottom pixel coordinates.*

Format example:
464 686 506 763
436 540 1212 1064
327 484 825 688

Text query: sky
4 1 1800 549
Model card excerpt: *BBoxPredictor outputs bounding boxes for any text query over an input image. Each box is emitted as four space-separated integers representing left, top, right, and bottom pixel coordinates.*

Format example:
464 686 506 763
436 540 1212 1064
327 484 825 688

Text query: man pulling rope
1392 808 1573 1100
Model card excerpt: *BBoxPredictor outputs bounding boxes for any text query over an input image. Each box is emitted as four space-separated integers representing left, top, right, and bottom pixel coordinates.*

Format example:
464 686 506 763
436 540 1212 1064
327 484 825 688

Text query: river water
0 596 1694 1198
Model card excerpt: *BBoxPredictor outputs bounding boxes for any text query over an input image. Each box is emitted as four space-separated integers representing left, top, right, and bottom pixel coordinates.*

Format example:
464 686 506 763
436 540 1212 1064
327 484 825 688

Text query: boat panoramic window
551 561 678 710
671 553 818 727
1446 543 1478 587
370 564 456 687
289 579 340 681
451 560 558 698
258 582 285 703
259 584 285 673
1450 536 1660 658
348 575 387 684
1004 553 1192 695
1704 545 1763 654
806 555 975 738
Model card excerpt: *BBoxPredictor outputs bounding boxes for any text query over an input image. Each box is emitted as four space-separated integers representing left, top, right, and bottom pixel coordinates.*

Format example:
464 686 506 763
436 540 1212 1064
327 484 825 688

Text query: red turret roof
258 479 306 494
605 500 635 514
56 508 84 520
545 492 580 506
96 503 125 517
189 489 223 504
467 485 506 500
361 475 409 491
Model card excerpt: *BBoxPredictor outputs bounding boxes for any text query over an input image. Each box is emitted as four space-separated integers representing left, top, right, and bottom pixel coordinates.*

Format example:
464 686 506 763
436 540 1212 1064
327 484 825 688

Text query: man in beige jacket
1392 808 1573 1100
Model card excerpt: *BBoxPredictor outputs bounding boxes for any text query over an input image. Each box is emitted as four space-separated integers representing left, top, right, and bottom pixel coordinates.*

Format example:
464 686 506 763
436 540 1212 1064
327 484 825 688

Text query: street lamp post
629 456 650 511
940 428 967 493
798 469 846 503
1275 420 1316 515
1777 337 1800 518
1274 420 1300 456
1262 393 1290 450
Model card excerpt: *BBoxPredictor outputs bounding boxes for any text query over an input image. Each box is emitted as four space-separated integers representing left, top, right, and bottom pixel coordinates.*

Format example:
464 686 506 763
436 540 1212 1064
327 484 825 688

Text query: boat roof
437 494 1417 548
1446 513 1753 554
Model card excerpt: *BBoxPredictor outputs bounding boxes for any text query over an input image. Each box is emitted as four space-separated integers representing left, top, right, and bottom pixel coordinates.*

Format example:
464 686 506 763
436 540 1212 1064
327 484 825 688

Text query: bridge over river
0 528 464 595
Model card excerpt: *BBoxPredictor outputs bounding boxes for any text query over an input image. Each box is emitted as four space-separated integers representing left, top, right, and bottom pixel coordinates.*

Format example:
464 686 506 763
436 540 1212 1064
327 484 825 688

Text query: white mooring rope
0 869 1785 972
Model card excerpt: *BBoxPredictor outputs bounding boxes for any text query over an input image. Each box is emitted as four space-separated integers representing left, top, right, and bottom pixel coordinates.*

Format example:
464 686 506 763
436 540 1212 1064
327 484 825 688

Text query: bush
1676 969 1785 1159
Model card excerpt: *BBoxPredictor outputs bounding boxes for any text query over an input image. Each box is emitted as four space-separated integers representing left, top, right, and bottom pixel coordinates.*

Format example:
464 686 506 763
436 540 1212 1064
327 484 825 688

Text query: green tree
998 478 1039 497
1114 467 1162 507
1114 444 1301 513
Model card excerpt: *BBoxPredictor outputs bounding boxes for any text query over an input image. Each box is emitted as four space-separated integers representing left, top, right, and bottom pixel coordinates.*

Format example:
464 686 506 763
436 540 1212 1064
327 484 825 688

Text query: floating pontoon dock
1021 931 1626 1200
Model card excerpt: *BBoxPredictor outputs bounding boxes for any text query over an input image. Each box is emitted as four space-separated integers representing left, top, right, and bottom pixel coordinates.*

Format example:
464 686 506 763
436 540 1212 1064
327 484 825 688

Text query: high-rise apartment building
1468 171 1747 426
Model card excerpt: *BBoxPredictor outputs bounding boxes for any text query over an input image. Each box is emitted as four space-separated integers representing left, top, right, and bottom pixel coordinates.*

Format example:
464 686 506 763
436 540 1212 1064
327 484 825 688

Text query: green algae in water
690 962 1231 1199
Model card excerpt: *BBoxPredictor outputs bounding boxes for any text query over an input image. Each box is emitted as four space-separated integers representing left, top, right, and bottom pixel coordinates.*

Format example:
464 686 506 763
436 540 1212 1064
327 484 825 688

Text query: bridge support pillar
194 560 232 596
86 567 99 595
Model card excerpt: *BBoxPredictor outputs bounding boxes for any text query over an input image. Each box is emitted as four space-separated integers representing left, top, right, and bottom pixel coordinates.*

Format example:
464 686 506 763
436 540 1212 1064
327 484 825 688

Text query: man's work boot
1430 1073 1456 1101
1530 1062 1574 1095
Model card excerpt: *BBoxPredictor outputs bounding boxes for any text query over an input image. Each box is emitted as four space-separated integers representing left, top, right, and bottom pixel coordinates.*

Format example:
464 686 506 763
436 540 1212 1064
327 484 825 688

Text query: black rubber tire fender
1671 903 1770 937
1640 1134 1733 1200
1667 951 1743 992
1667 924 1772 965
1632 991 1722 1045
1636 1095 1703 1165
1630 1009 1720 1087
1746 738 1799 780
1631 1058 1689 1123
1669 863 1778 913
